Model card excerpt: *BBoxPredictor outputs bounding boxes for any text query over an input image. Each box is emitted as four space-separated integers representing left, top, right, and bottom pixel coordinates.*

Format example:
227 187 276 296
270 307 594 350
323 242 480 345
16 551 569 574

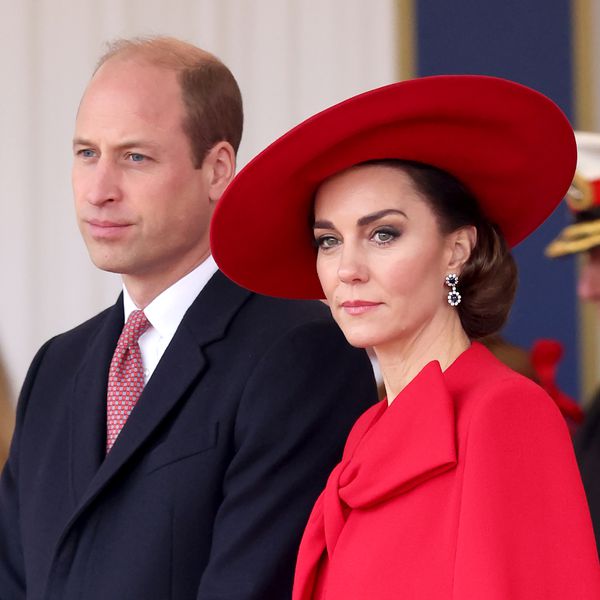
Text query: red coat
293 342 600 599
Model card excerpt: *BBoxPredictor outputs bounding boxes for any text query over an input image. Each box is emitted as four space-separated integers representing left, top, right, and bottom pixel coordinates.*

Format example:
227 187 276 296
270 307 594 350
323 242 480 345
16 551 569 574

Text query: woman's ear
447 225 477 272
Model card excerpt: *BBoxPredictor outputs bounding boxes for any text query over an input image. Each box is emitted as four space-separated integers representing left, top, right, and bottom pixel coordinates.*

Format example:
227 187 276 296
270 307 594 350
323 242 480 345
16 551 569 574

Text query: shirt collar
122 255 219 339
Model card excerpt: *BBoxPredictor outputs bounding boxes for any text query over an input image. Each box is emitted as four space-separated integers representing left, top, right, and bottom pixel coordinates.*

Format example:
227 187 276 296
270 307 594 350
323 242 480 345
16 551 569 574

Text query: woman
211 76 600 598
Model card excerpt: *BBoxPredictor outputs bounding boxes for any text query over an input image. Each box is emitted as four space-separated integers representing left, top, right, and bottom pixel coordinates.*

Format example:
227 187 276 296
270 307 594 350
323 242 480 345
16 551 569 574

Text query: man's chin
87 254 130 275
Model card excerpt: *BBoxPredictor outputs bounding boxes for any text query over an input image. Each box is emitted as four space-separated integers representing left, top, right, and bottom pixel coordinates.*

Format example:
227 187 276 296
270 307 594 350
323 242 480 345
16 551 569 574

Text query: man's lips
85 219 132 239
339 300 382 315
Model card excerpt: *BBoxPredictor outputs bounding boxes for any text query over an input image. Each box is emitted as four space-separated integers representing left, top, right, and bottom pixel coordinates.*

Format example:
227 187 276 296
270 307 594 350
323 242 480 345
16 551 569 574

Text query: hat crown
212 75 576 298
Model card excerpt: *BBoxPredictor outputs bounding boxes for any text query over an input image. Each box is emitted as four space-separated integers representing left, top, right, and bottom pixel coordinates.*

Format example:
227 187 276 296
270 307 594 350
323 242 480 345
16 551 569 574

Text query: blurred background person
547 130 600 553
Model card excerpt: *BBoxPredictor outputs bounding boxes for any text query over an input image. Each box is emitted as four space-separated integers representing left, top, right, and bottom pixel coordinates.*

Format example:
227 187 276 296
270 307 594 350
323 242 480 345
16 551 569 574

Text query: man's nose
85 160 122 206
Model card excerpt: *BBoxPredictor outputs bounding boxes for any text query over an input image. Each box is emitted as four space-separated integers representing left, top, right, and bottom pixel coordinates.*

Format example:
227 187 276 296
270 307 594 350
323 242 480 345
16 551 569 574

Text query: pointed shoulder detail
338 361 458 508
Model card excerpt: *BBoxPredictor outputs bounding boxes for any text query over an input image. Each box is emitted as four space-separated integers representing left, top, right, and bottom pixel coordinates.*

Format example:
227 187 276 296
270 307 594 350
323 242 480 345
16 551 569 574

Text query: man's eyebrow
72 137 94 148
72 138 160 151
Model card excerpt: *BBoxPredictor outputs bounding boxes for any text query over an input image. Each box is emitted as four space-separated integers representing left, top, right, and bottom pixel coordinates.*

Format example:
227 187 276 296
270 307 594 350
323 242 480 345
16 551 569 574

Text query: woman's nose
337 245 368 284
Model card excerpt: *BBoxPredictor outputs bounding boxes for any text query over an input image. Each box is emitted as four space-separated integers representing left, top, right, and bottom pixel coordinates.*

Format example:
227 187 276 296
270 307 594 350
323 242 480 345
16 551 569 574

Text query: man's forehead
76 62 183 129
93 55 175 82
82 58 180 108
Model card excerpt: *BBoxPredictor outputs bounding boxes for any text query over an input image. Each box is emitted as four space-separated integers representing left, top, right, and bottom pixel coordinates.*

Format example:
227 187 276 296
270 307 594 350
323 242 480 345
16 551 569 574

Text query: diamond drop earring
445 273 461 307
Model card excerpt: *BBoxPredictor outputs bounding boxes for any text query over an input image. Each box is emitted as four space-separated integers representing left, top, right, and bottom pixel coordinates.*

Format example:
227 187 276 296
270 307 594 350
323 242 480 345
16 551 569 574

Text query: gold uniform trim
545 220 600 257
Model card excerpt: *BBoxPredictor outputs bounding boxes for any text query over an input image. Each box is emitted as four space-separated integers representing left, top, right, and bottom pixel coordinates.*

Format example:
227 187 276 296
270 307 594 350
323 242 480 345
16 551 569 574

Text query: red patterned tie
106 310 151 452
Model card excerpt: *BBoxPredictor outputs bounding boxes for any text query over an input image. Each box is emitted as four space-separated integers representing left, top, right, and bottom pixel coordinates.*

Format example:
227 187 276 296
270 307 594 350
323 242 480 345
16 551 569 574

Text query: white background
0 0 399 396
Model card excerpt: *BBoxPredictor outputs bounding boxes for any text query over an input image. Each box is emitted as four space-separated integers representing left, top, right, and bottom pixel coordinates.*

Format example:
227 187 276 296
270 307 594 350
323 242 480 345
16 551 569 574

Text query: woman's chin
339 329 385 350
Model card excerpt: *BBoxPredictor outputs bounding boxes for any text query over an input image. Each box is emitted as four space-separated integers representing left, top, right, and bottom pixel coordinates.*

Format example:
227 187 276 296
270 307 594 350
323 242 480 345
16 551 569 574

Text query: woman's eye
316 235 340 249
372 228 398 244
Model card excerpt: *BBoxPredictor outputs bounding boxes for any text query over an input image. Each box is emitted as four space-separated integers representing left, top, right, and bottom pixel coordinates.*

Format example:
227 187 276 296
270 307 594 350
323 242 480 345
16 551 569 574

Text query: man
0 37 377 599
546 130 600 554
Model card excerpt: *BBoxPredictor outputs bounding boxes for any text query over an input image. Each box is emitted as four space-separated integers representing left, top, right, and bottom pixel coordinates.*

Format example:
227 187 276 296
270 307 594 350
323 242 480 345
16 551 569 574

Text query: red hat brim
211 75 576 299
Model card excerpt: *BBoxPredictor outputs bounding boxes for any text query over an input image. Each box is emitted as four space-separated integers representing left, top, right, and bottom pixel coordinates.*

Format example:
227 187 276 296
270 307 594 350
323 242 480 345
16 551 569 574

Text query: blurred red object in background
531 339 584 432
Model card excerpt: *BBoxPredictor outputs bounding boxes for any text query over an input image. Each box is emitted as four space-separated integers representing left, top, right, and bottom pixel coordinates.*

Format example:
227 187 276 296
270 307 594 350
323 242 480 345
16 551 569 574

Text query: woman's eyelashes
315 234 341 250
314 225 401 251
371 226 400 245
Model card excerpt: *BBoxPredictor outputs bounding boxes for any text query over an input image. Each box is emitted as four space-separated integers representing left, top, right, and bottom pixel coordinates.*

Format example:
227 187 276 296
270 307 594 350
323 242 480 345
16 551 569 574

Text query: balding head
95 36 243 168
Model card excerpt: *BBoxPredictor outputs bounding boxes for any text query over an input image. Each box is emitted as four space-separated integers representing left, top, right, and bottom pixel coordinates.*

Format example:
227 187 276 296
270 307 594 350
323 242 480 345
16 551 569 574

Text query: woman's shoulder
455 342 564 434
458 341 545 396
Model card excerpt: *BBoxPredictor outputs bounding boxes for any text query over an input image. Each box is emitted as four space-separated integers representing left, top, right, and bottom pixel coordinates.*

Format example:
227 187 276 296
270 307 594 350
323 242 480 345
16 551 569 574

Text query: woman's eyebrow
313 219 334 230
313 209 407 230
357 209 407 226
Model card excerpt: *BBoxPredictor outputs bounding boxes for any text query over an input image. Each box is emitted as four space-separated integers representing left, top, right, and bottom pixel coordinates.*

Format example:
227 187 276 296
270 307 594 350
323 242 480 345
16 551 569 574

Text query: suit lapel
69 297 124 504
66 272 252 526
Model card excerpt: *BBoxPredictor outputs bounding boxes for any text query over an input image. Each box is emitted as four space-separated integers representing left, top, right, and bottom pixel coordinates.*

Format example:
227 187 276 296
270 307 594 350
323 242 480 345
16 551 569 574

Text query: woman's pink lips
340 300 382 315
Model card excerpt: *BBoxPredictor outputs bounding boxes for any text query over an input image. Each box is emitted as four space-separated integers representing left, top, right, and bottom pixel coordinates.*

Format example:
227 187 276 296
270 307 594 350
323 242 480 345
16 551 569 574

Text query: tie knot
122 310 151 345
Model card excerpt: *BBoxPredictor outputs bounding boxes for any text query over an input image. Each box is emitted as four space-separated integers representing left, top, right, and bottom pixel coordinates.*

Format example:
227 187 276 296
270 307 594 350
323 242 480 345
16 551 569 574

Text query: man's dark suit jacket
0 272 377 599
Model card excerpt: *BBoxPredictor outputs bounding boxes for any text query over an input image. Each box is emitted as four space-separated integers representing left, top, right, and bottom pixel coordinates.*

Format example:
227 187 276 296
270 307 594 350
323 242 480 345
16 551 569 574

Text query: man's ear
204 141 236 203
447 225 477 272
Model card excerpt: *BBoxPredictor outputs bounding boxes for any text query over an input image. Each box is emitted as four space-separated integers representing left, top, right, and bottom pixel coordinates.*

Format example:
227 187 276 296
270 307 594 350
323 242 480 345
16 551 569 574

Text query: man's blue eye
129 153 145 162
81 149 95 158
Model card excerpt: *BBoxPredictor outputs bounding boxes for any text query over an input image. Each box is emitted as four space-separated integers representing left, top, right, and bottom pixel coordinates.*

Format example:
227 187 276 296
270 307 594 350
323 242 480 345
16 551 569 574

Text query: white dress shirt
122 255 219 384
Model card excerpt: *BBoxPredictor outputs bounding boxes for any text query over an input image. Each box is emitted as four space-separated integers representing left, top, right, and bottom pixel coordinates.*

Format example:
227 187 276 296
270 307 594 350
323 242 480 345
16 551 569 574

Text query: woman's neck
375 312 470 404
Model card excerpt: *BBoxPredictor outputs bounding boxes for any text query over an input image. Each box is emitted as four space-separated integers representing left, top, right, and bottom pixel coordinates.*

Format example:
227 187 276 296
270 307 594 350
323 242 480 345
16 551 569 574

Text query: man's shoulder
18 302 121 399
232 292 340 343
190 277 354 365
40 303 119 355
59 303 117 337
245 293 330 322
197 272 335 337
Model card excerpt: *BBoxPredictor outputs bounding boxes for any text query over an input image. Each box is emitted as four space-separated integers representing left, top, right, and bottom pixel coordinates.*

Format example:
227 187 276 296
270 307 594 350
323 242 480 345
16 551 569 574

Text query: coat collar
66 272 251 532
343 360 457 504
294 345 495 600
322 359 458 557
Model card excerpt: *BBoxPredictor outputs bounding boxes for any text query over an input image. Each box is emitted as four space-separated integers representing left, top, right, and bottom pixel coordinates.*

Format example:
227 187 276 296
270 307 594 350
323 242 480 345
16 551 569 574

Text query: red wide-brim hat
211 75 576 299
